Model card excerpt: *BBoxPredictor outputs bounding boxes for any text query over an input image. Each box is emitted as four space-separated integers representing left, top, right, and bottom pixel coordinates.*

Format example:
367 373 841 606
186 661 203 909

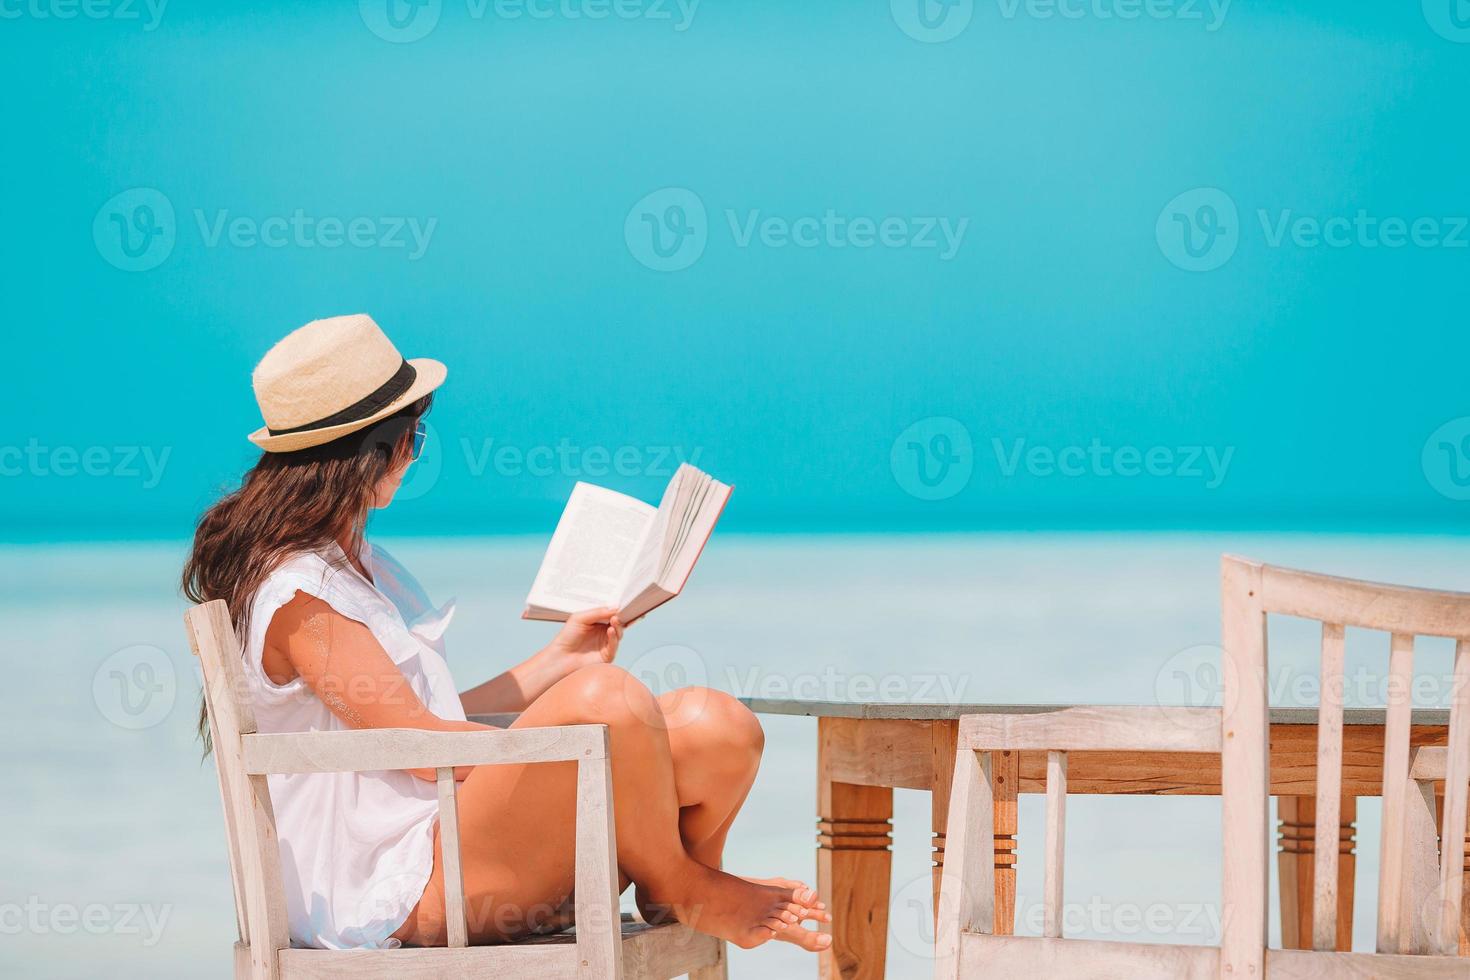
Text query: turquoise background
4 0 1470 540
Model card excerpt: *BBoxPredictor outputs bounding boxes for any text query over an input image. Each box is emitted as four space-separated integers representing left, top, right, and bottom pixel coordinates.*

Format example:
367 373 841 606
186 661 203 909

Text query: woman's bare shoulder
261 589 373 684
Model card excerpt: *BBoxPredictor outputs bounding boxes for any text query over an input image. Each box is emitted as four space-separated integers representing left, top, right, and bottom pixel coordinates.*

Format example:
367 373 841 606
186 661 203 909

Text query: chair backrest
185 600 291 978
1218 555 1470 974
936 704 1225 979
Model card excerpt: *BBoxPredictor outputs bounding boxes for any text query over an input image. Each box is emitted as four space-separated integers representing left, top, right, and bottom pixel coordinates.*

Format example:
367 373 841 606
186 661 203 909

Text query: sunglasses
410 421 428 461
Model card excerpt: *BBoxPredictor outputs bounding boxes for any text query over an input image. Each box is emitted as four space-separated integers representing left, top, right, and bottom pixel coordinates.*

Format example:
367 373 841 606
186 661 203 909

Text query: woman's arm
458 606 625 716
267 591 489 781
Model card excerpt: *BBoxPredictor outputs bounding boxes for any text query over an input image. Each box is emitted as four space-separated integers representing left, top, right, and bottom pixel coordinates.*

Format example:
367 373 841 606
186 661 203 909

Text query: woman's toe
780 926 834 952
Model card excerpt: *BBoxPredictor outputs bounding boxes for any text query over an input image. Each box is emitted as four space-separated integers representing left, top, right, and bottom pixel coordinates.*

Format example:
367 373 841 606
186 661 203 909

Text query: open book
523 464 732 623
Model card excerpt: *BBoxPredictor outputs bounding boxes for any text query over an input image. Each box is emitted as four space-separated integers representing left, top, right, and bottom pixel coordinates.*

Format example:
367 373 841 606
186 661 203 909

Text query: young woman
183 315 830 954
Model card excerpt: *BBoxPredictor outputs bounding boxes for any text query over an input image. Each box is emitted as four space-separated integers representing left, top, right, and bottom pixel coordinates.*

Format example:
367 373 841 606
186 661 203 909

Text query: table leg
818 723 893 980
1340 798 1358 951
992 750 1019 934
1277 795 1355 951
931 721 957 915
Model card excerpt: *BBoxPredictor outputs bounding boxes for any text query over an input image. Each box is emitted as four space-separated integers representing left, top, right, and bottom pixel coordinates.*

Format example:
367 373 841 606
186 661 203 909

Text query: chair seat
238 917 725 979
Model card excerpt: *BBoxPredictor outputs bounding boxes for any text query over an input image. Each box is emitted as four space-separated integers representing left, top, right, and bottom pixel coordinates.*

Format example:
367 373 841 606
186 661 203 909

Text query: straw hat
248 314 447 453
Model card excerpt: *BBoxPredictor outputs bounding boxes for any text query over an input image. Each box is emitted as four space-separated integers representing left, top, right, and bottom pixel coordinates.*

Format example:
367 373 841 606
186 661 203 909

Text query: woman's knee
554 663 663 729
664 687 765 764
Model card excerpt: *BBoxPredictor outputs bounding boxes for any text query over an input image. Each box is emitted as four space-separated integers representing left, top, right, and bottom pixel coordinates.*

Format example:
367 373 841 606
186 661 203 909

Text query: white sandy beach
6 532 1470 978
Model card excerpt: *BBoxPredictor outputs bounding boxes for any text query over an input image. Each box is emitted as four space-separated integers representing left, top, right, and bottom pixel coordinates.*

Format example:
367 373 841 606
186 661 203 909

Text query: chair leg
690 948 730 979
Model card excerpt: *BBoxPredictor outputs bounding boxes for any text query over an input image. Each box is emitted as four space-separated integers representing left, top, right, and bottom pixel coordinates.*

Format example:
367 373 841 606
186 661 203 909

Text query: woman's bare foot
741 877 832 951
636 865 829 950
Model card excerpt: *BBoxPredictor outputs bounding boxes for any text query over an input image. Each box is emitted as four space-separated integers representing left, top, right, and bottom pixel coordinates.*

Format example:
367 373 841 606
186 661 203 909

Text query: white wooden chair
186 599 727 979
935 555 1470 979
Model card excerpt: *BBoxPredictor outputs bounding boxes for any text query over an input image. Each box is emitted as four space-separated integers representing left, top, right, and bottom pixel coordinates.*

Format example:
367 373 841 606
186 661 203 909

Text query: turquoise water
6 532 1470 978
5 1 1470 539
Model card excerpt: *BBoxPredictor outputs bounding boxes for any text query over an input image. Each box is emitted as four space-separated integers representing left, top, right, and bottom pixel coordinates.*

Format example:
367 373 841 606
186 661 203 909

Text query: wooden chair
935 555 1470 979
185 599 727 979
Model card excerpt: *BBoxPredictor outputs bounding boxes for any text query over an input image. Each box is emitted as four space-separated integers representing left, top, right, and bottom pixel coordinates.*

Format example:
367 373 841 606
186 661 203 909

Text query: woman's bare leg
660 687 762 868
661 688 831 952
392 665 823 950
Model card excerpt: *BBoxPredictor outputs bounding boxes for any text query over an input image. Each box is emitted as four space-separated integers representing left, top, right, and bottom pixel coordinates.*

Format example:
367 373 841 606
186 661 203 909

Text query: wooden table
742 699 1454 980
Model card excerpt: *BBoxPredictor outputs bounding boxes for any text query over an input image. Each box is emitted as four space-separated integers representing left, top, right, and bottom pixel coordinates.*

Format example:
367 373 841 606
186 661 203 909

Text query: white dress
240 540 466 949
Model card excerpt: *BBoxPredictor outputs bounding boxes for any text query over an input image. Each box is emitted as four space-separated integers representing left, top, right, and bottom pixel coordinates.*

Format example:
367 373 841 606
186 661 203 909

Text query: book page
660 476 730 593
618 467 686 609
661 473 711 581
526 483 656 613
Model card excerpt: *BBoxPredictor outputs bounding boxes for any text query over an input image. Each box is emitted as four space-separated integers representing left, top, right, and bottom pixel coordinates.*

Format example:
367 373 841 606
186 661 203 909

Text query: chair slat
206 708 251 945
1043 751 1067 939
1219 556 1268 979
1403 778 1442 955
1378 632 1417 952
242 725 607 774
1257 561 1470 638
935 749 994 979
1311 623 1346 951
437 768 468 948
959 935 1219 980
1438 639 1470 954
959 706 1220 753
573 742 622 979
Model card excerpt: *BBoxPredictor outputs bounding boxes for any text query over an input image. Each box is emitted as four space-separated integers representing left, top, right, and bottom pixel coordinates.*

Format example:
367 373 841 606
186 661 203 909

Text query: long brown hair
182 395 432 749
